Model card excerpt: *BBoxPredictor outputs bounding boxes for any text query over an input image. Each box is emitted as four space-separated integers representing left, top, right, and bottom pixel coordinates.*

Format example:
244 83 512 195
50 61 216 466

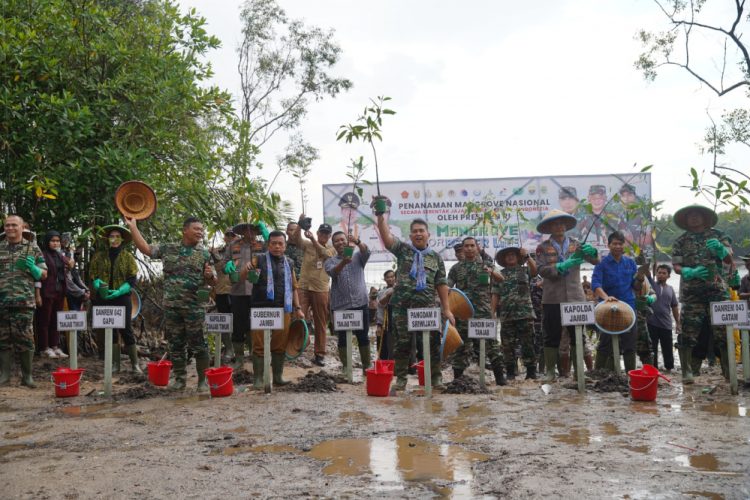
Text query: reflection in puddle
674 453 724 472
698 403 747 418
58 403 129 419
682 491 724 500
600 422 620 436
338 411 374 425
498 387 521 396
383 399 444 414
630 402 659 415
552 428 591 447
227 426 247 434
307 436 489 496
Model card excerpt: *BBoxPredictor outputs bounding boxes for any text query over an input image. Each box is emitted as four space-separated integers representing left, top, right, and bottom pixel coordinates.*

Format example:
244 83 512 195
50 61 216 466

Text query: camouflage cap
558 186 577 199
588 184 606 196
619 183 636 194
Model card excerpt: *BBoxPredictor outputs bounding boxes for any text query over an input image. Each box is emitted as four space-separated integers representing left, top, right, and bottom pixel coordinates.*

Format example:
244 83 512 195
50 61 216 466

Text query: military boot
638 351 653 367
196 356 210 393
394 359 409 390
678 348 694 385
584 353 594 372
543 348 558 382
690 354 702 377
168 358 187 391
231 342 245 371
126 344 143 374
624 352 637 372
272 352 290 386
558 352 570 377
20 350 36 388
112 343 121 374
338 347 348 372
594 351 607 370
493 365 507 386
0 350 11 386
252 355 264 389
525 364 537 380
359 344 371 375
505 362 516 381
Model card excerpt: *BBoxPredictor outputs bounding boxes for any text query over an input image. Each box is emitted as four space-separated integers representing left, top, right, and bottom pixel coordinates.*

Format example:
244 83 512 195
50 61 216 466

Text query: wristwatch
354 239 361 245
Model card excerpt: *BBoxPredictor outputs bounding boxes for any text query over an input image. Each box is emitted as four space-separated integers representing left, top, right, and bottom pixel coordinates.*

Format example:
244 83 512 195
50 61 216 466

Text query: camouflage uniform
672 229 731 354
388 239 447 381
285 243 304 280
530 276 544 366
0 239 46 352
447 257 503 372
493 266 537 364
150 243 212 365
634 283 655 365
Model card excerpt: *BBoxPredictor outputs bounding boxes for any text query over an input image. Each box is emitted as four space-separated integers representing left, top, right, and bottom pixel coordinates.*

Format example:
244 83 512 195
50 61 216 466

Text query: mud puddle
673 453 725 472
698 402 747 417
306 436 489 496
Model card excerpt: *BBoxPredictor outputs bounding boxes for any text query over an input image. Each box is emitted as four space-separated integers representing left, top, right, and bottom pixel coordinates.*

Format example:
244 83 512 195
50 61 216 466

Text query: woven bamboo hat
496 247 522 267
114 181 157 220
285 319 309 361
536 209 577 234
440 320 464 360
594 300 635 335
99 225 132 245
448 288 475 321
673 204 718 231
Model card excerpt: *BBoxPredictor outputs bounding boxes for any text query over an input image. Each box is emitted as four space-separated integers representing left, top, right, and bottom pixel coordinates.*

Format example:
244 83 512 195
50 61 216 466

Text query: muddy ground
1 347 748 499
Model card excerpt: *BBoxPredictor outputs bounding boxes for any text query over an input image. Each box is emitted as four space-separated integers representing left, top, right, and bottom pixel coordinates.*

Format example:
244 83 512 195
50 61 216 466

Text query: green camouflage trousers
0 307 34 352
166 307 209 364
453 319 503 371
392 306 440 376
501 318 537 364
636 311 653 363
679 301 726 352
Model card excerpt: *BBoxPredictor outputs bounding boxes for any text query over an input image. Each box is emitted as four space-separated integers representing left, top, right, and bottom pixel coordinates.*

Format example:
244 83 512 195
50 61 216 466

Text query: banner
322 173 652 262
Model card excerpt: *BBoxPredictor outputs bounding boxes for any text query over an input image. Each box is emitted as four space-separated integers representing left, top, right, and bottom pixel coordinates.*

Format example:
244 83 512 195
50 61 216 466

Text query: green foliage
344 156 370 200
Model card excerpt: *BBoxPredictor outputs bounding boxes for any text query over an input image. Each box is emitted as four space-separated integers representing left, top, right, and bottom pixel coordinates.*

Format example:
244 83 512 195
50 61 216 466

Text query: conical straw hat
536 209 577 234
440 320 463 360
285 319 309 361
114 181 157 220
448 288 475 320
673 204 717 231
594 300 636 334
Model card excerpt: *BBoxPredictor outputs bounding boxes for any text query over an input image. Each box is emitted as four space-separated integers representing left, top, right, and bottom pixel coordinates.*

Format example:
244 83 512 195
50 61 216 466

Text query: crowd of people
0 199 745 393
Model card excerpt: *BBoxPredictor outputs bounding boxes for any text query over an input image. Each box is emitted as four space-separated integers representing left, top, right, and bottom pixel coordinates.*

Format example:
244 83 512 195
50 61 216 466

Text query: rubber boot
453 367 464 379
690 354 702 377
624 352 637 373
196 356 209 392
168 358 187 391
639 352 653 367
252 355 264 389
505 362 516 381
112 343 121 374
394 358 408 390
538 350 545 374
431 369 444 390
493 365 507 386
543 348 558 382
338 347 348 372
20 350 36 388
126 344 143 374
558 352 570 378
222 333 234 361
272 352 290 386
584 353 594 372
594 351 607 370
231 342 245 371
718 351 729 381
679 348 694 385
0 350 11 386
359 344 371 375
525 364 537 380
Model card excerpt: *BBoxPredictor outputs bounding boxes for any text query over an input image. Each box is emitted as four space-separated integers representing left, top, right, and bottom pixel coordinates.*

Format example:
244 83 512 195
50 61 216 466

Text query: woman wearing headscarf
89 225 141 373
36 230 71 358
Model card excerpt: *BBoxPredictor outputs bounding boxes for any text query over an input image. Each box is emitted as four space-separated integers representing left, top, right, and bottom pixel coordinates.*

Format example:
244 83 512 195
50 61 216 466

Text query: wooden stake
575 325 585 394
69 331 78 370
264 329 272 394
612 335 621 376
741 329 750 384
103 328 112 397
345 330 353 383
422 331 431 398
726 325 738 395
478 339 486 389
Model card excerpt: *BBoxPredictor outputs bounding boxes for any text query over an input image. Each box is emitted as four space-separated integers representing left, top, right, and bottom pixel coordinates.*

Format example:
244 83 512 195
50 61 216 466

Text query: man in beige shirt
290 218 335 366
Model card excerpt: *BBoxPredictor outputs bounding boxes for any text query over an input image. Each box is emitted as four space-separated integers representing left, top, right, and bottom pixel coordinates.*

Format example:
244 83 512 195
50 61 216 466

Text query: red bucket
366 368 393 397
205 366 234 397
375 360 394 373
628 369 659 401
52 368 85 397
411 360 426 386
147 360 172 386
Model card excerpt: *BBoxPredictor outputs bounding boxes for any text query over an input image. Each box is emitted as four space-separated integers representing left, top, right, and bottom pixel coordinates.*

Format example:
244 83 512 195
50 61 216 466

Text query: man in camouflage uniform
670 205 733 385
285 222 303 279
492 246 538 380
127 216 216 391
633 268 655 366
447 237 506 385
530 274 545 373
376 211 455 390
0 215 47 387
578 185 617 250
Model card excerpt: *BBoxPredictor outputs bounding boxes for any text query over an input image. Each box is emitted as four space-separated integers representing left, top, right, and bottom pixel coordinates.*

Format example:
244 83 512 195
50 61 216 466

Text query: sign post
205 313 233 368
408 308 441 397
469 319 497 389
57 311 86 370
738 314 750 385
251 308 284 394
334 310 364 383
93 306 126 397
561 302 595 393
711 301 749 396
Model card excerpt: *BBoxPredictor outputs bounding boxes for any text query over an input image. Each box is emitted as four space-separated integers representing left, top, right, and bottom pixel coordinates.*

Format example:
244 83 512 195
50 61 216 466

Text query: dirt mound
232 370 254 385
288 370 339 393
115 372 147 385
444 375 489 394
592 373 628 393
114 383 164 400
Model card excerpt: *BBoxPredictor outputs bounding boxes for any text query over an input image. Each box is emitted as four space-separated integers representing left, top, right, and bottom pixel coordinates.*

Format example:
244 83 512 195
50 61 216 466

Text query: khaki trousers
299 289 329 356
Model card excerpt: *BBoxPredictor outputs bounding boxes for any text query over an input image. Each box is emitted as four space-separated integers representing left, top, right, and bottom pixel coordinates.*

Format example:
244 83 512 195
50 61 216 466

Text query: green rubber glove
681 266 709 281
24 256 43 280
257 221 270 242
705 239 728 259
580 243 598 259
224 260 236 274
92 278 104 291
555 257 584 274
729 269 740 288
645 295 656 305
105 282 131 300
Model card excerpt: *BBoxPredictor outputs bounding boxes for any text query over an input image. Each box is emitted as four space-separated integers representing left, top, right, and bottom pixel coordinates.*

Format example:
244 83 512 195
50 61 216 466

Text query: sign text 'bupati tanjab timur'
323 173 652 262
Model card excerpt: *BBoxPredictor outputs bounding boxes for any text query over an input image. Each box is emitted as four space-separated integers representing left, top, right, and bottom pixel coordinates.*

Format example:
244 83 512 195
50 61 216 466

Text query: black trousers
648 324 674 369
92 294 134 346
542 303 577 348
230 295 252 342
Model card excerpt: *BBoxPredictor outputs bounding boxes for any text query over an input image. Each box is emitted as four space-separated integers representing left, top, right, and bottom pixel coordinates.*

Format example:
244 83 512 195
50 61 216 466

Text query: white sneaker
44 348 58 359
54 347 68 359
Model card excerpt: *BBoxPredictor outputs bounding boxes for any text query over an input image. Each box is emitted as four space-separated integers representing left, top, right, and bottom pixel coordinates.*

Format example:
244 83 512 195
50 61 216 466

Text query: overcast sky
176 0 750 222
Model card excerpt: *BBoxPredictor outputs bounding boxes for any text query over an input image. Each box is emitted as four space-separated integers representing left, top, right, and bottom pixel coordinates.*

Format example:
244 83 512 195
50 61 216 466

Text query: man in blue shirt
591 231 640 372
